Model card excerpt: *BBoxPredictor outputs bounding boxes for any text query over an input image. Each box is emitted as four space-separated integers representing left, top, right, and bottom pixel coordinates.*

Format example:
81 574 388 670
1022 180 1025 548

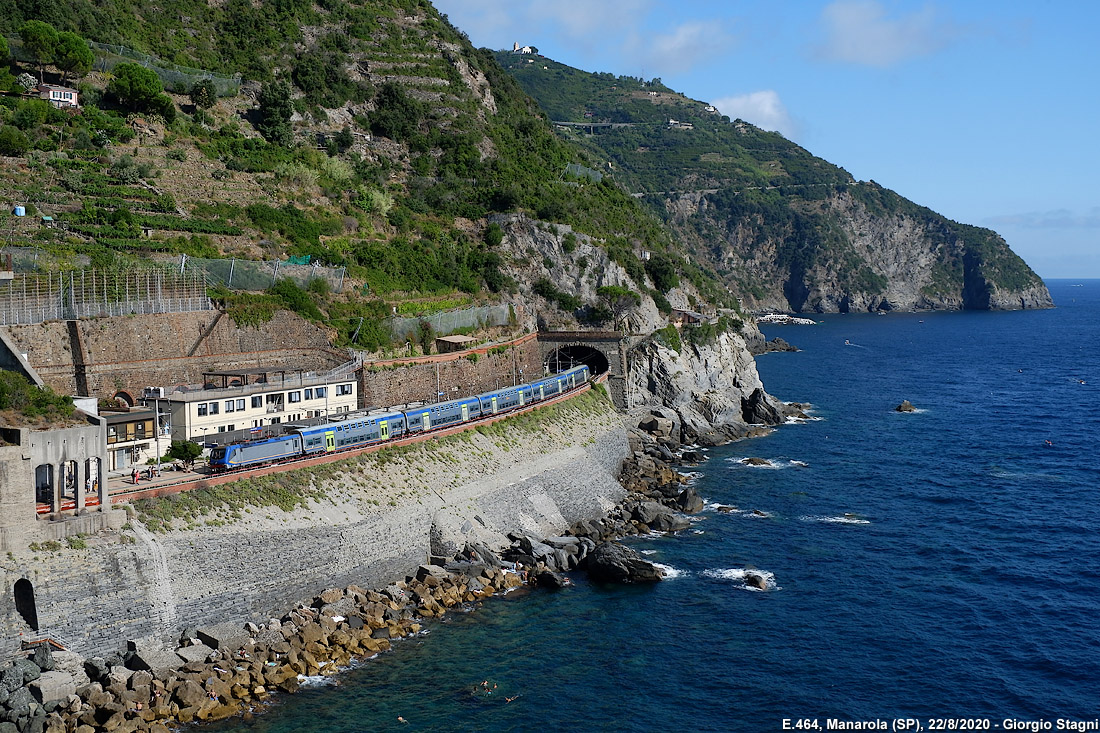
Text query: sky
432 0 1100 279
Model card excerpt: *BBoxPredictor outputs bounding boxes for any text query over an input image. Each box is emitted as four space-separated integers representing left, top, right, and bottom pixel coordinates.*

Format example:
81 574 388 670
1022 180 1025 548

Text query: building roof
435 335 478 345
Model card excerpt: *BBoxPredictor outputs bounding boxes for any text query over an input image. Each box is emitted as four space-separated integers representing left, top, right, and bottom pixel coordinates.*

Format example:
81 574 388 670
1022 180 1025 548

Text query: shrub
0 126 30 156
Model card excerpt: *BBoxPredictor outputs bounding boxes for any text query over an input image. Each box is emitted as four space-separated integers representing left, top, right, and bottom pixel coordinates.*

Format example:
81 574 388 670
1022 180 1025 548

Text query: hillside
495 52 1053 313
0 1 743 360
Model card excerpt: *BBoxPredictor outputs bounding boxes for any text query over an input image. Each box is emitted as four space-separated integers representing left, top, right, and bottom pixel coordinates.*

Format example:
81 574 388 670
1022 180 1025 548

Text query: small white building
163 370 359 445
36 85 79 109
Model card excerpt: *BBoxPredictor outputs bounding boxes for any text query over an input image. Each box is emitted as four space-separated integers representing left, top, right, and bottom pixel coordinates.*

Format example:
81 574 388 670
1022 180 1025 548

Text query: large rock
649 512 691 532
29 671 75 704
49 652 88 688
175 644 215 665
30 644 54 673
896 400 916 412
13 658 40 684
195 623 248 651
127 639 181 674
587 542 664 584
742 387 783 425
676 487 704 514
172 679 206 709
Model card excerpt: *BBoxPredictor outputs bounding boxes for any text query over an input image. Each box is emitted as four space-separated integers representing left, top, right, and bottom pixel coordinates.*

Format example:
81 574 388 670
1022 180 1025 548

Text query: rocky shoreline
0 408 756 733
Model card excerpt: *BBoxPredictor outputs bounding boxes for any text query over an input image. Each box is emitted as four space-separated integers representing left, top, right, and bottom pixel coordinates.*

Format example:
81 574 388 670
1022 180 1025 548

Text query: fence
0 268 212 325
181 256 346 294
86 42 242 97
389 304 514 341
4 37 242 97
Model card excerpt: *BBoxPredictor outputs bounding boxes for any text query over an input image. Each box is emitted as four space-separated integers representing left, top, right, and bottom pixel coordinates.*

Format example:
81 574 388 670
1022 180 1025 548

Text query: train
207 364 591 472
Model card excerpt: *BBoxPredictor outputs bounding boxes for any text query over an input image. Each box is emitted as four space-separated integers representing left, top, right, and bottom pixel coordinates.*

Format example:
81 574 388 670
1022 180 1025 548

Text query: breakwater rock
1 552 527 732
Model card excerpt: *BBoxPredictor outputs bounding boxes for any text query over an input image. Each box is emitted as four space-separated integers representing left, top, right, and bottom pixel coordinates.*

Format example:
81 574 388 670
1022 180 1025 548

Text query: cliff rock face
669 187 1054 314
628 330 788 445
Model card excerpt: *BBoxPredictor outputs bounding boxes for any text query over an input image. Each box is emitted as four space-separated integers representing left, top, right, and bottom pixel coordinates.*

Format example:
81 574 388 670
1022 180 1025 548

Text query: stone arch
545 345 610 375
14 578 38 631
113 390 136 407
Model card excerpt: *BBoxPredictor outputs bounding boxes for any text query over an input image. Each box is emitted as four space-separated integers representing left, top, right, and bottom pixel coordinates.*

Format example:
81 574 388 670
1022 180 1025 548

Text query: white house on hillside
36 85 79 109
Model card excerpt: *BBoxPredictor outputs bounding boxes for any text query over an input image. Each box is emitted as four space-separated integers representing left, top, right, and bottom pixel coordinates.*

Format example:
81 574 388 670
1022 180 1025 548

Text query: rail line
37 373 606 512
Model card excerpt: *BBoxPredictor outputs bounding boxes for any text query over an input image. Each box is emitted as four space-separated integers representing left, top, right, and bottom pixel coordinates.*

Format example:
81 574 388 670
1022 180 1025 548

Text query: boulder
742 457 771 466
172 679 207 709
632 501 669 526
127 640 180 675
586 542 664 584
6 686 33 715
30 645 55 673
0 665 25 693
29 672 76 704
195 623 248 651
462 541 503 568
535 571 567 589
744 572 768 590
896 400 916 412
82 658 110 684
13 658 41 684
649 512 691 532
741 387 783 425
414 565 450 583
175 644 215 665
675 487 704 514
49 652 88 688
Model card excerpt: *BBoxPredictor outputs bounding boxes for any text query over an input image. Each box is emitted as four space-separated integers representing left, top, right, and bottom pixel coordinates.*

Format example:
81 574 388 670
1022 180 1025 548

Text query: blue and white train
208 364 591 472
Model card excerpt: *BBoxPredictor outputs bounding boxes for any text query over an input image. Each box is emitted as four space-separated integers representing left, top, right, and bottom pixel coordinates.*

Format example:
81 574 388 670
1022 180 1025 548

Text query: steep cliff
497 54 1052 314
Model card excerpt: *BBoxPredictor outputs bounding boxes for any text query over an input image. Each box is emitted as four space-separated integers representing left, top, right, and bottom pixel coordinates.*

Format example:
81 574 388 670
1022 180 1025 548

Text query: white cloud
711 91 797 139
985 207 1100 230
628 21 736 75
816 0 959 67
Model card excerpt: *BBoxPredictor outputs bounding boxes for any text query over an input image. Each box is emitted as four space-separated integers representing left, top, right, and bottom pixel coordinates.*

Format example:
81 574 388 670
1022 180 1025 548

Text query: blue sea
208 279 1100 732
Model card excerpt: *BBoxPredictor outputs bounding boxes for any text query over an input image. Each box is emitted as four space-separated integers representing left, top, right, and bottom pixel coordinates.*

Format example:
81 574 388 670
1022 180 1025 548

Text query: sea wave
800 514 871 525
702 567 778 591
653 562 684 579
728 457 809 469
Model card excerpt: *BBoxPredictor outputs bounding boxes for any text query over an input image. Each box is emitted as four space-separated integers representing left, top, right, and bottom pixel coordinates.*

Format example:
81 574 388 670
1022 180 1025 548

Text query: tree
0 35 8 66
189 79 217 110
596 285 641 332
0 126 30 156
257 79 294 146
164 440 203 468
108 63 176 122
54 32 94 83
108 63 163 109
20 20 59 83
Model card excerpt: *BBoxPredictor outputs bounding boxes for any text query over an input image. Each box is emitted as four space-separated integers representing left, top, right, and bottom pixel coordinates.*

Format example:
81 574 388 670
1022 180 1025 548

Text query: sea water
207 280 1100 732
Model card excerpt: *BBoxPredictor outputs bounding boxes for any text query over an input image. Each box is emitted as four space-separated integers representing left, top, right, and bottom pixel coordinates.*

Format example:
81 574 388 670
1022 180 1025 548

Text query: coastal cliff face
627 329 788 445
665 185 1054 314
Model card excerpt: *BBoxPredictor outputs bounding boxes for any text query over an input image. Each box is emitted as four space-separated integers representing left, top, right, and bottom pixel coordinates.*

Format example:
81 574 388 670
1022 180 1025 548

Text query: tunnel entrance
14 578 38 631
545 345 610 376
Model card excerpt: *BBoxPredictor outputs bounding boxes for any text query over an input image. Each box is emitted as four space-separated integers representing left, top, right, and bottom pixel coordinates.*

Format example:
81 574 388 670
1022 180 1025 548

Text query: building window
251 395 263 409
315 387 326 398
304 388 313 400
197 404 208 417
289 391 301 403
225 400 235 413
107 426 117 444
217 425 226 433
236 399 245 411
227 424 235 432
209 402 219 415
337 383 353 396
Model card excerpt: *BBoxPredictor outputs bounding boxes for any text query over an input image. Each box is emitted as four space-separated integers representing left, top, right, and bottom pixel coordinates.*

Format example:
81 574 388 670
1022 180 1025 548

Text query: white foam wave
729 457 808 470
692 529 705 535
702 567 778 591
298 674 340 687
639 549 658 556
800 514 871 525
652 562 684 579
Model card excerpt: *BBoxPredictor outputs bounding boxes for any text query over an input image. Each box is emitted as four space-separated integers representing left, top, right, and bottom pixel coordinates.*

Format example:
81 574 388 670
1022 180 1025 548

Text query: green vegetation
0 370 75 420
164 439 202 467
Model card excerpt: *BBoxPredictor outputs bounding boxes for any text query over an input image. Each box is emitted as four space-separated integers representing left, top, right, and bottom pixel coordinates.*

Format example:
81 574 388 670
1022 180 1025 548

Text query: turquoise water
208 280 1100 732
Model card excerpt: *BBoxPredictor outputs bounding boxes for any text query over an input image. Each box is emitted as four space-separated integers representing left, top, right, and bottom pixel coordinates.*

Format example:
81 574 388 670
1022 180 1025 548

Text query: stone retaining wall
0 399 628 658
